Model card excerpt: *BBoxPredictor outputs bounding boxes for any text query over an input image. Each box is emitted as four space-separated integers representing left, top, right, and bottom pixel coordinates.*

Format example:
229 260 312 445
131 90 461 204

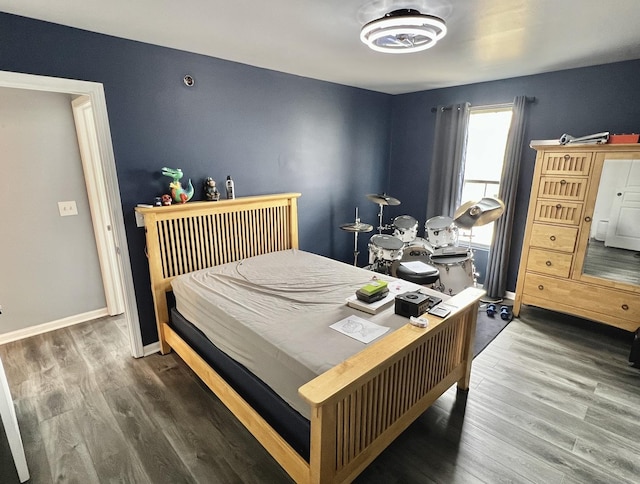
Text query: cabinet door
541 152 592 176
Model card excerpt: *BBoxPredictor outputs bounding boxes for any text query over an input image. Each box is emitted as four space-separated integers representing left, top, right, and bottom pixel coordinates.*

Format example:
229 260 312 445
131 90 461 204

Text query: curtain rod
430 96 536 113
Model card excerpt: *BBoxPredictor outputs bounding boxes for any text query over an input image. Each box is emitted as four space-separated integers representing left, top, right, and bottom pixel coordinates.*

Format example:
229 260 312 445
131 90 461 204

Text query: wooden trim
136 193 483 483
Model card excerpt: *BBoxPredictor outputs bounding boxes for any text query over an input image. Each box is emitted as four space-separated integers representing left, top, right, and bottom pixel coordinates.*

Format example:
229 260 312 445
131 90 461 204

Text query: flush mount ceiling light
360 8 447 54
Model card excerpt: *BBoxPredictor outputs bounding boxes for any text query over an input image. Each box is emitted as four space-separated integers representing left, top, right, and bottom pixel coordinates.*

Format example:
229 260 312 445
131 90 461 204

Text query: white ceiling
2 0 640 94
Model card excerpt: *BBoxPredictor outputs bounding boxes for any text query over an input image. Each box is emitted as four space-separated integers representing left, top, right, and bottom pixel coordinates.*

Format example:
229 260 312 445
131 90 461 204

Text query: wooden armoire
514 142 640 333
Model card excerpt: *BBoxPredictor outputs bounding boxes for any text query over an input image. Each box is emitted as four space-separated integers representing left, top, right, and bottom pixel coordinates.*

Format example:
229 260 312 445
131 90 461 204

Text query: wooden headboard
135 193 301 352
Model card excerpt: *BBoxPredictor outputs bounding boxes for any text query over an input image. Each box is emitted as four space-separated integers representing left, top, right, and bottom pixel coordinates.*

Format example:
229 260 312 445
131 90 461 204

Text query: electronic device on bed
355 279 389 303
394 291 442 318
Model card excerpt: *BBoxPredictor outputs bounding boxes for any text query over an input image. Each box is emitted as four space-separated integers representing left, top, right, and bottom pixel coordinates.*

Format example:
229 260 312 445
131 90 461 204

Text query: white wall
0 88 105 334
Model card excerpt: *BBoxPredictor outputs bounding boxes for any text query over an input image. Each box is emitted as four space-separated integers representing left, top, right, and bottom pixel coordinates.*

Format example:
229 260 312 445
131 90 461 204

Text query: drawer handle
622 304 629 311
560 179 567 185
546 261 552 266
584 216 592 222
550 235 556 241
556 203 562 209
564 154 570 160
538 284 544 290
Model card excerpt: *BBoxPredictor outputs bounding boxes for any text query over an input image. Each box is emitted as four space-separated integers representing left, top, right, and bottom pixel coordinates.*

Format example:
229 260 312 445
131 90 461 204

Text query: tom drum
430 253 476 296
392 215 419 243
368 234 404 264
425 216 459 248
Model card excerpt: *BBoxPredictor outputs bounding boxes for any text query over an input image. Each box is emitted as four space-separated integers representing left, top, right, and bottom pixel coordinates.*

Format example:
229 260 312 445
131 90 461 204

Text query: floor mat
473 304 512 357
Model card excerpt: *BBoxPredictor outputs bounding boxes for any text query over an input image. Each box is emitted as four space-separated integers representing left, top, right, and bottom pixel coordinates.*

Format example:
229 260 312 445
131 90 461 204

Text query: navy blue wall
388 60 640 293
0 13 392 344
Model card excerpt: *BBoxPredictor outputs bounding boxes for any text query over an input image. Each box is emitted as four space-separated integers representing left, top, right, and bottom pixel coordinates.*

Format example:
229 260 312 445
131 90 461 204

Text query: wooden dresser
513 142 640 332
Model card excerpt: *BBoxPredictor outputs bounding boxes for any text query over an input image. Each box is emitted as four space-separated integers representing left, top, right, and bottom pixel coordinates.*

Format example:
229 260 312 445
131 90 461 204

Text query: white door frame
0 70 143 358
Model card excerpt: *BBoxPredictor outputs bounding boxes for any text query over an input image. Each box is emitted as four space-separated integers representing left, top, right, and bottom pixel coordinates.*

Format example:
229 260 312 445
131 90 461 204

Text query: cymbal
366 193 401 206
340 221 374 233
454 197 505 229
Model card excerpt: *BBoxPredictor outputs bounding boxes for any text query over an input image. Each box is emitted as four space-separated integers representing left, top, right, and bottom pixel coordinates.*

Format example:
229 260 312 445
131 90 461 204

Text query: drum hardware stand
376 203 388 234
366 193 401 234
339 207 373 267
453 197 506 299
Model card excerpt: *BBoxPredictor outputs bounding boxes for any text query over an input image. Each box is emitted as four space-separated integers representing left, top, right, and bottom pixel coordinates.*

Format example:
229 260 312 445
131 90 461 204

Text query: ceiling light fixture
360 9 447 54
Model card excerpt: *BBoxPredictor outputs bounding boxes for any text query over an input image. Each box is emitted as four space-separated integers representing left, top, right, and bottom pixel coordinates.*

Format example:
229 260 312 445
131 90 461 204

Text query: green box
359 280 388 296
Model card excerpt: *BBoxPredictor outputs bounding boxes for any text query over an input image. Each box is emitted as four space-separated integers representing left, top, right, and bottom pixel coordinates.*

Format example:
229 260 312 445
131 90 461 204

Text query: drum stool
395 264 440 286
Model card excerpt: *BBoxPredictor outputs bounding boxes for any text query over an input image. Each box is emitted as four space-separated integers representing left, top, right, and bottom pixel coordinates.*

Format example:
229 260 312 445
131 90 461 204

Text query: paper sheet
330 315 390 344
400 261 437 273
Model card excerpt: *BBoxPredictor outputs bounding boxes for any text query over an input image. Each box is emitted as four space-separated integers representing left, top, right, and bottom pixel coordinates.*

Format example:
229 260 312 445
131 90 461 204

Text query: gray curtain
484 96 529 300
426 102 471 220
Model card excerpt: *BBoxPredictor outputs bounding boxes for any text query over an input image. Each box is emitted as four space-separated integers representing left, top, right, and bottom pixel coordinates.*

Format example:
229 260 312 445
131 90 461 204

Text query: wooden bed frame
136 193 483 484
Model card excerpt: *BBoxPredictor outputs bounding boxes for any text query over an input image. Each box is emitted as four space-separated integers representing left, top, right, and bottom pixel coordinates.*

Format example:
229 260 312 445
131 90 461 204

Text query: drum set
339 193 505 296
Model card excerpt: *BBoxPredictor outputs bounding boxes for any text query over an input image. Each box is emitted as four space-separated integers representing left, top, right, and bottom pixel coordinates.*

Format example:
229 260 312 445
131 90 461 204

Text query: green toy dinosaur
161 167 194 203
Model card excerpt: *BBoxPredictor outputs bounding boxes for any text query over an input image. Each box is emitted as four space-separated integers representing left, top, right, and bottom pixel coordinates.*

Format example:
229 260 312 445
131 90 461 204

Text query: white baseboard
0 308 110 345
143 342 160 356
505 290 516 301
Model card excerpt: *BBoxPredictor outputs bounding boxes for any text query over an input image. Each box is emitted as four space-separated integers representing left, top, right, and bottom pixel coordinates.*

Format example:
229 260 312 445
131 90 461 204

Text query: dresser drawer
527 248 572 278
523 273 640 322
534 200 583 225
530 224 578 251
541 152 592 176
538 176 589 201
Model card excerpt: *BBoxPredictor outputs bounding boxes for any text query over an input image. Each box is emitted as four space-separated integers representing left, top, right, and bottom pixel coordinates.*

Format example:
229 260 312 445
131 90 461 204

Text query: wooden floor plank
103 385 197 484
73 378 151 484
40 410 101 483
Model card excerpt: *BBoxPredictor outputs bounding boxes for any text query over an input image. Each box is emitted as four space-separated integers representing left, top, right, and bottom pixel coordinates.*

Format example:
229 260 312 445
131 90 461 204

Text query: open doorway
0 70 142 357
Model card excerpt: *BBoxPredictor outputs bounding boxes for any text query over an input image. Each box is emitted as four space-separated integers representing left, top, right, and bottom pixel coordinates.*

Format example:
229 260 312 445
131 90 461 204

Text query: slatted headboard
135 193 301 352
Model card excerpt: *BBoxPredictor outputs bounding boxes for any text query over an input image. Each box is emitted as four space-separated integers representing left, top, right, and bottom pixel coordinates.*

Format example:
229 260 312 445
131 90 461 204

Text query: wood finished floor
1 309 638 483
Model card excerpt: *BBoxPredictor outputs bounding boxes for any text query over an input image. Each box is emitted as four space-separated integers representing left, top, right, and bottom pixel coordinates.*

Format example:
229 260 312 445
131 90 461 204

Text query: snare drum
391 237 438 283
392 215 418 243
368 234 404 263
430 253 476 295
425 216 459 248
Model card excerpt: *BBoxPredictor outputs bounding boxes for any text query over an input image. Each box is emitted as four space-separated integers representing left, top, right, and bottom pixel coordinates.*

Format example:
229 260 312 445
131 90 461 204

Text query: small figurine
154 197 162 207
161 167 194 203
161 194 172 206
203 177 220 201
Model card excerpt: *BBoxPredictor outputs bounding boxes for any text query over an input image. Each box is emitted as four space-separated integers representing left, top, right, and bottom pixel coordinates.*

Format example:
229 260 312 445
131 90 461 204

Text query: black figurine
203 177 220 201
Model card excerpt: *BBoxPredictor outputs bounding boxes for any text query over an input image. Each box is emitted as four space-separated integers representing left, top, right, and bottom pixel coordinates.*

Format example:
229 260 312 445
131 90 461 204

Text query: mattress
171 249 430 418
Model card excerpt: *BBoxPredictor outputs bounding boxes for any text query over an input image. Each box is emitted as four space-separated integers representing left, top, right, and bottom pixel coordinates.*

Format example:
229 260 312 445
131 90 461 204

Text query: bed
136 193 483 484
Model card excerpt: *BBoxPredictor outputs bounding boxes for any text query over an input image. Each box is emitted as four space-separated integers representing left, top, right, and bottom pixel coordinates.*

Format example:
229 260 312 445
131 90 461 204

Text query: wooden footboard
136 194 483 484
300 287 482 483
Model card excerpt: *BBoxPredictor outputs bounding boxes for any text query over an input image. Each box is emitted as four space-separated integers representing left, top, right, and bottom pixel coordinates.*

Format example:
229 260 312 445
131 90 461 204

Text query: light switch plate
58 200 78 216
135 211 145 228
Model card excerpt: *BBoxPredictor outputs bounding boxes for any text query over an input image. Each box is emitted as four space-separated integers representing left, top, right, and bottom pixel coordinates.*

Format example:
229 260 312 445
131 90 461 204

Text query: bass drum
392 215 418 243
430 253 476 296
425 216 458 248
368 234 404 264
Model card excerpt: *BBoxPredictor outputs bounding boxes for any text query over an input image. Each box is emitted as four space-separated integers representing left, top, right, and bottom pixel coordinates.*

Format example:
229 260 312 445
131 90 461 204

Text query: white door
605 160 640 251
72 95 125 315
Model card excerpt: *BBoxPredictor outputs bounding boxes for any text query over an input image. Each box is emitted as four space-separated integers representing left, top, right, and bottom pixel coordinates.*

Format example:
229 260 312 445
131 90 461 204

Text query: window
459 106 513 247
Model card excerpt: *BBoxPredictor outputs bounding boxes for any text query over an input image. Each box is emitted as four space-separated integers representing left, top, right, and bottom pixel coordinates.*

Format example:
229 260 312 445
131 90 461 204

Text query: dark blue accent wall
0 12 392 345
388 60 640 294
